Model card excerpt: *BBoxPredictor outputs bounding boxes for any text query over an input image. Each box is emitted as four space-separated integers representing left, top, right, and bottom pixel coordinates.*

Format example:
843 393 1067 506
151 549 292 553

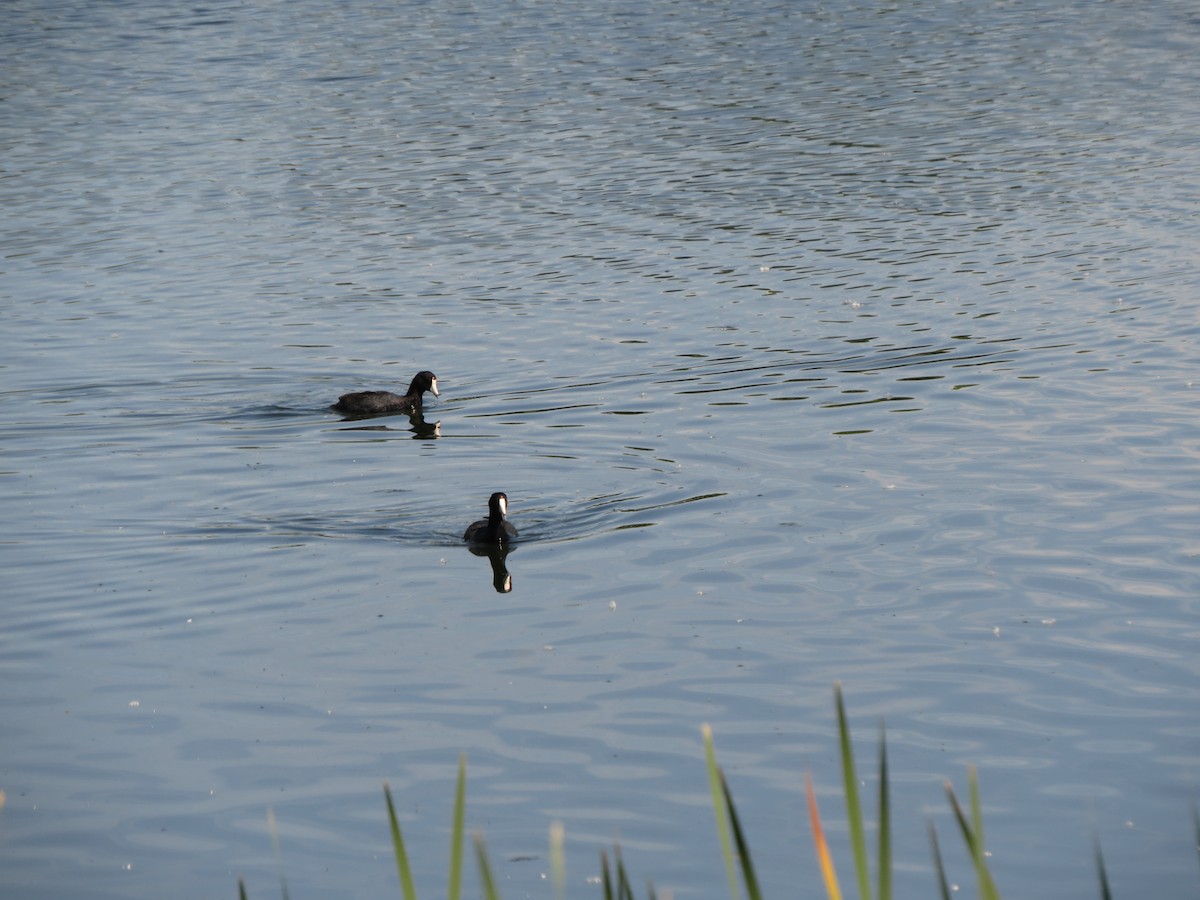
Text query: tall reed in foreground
382 753 473 900
703 684 999 900
239 685 1194 899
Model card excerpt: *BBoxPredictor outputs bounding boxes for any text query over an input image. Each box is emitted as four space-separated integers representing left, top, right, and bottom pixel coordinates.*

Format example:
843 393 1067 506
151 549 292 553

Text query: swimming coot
333 370 439 416
464 492 518 544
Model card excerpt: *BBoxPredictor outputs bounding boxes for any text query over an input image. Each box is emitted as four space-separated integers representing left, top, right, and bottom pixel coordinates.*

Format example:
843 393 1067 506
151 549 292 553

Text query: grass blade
266 806 291 900
968 767 985 854
944 776 1000 900
549 821 566 900
927 821 952 900
473 832 502 900
806 770 843 900
614 843 635 900
721 769 763 900
238 877 249 900
703 724 741 900
384 783 418 900
877 725 891 900
1093 836 1112 900
835 683 871 900
600 850 614 900
448 754 467 900
965 768 999 900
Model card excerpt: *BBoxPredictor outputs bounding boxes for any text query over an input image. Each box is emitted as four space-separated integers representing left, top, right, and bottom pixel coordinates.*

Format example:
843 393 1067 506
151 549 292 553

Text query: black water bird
333 370 439 417
464 492 518 545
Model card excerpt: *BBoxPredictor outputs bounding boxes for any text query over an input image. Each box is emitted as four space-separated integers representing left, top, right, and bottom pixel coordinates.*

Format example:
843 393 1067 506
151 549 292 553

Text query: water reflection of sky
3 0 1199 898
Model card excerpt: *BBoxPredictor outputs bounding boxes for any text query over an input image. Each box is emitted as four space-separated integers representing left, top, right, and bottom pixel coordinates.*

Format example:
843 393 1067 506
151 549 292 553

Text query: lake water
3 0 1199 897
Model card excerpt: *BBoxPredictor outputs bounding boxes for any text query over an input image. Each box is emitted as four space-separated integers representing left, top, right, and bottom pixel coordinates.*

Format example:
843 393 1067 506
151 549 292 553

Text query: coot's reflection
336 409 441 439
468 544 513 593
406 412 441 439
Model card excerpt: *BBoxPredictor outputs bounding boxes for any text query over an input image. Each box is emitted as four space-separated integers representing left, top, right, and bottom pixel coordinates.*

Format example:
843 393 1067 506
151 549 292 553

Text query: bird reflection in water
336 410 441 439
468 543 513 593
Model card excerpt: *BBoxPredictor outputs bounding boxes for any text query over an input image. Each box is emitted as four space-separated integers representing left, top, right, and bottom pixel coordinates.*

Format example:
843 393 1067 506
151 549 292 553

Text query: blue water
3 1 1199 897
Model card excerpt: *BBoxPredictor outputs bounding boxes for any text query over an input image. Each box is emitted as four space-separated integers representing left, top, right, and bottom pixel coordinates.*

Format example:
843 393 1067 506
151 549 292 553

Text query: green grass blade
600 850 614 900
965 769 1000 900
614 843 635 900
448 753 467 900
944 778 1001 900
721 769 763 900
876 725 891 900
968 767 985 853
238 876 249 900
549 821 566 900
703 724 741 900
944 782 973 845
383 783 418 900
835 684 871 900
926 821 952 900
473 832 502 900
1093 836 1112 900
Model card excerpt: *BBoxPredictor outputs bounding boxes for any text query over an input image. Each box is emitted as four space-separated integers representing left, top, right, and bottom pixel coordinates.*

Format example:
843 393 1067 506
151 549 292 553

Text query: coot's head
464 491 516 545
410 370 439 398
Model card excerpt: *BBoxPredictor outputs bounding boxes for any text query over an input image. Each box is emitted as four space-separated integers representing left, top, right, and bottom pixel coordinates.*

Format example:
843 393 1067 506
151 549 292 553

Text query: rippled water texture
3 0 1199 897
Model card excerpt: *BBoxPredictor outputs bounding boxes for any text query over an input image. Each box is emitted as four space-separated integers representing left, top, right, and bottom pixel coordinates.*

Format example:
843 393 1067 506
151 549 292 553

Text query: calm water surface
3 1 1199 897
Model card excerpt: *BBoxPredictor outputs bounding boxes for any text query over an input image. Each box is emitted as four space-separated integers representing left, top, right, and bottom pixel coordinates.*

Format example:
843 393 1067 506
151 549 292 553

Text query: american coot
464 492 518 544
333 370 439 416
